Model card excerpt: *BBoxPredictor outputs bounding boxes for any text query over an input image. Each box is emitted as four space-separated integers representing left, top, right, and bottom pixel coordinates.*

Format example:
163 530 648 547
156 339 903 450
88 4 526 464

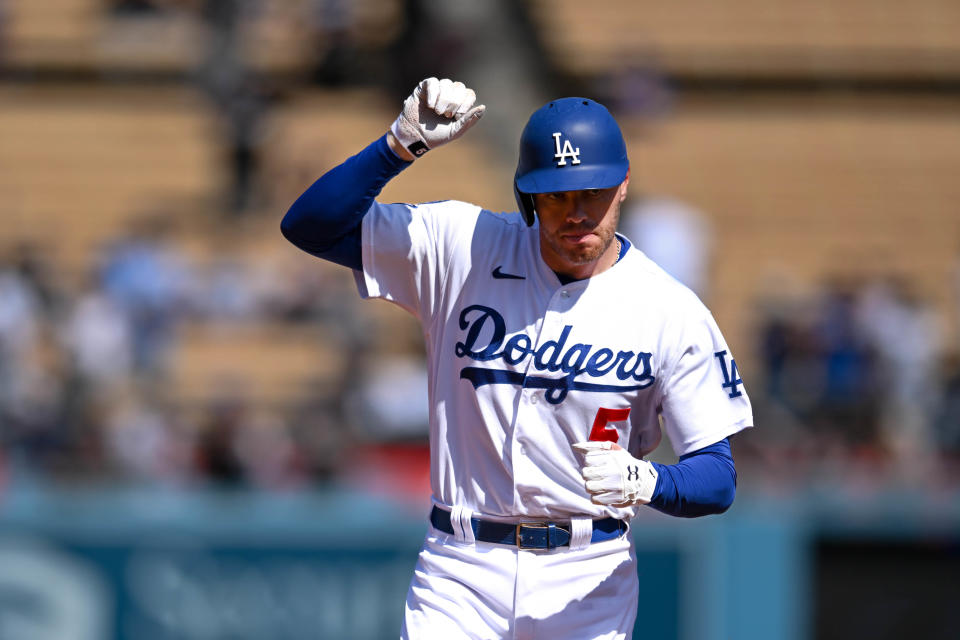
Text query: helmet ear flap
513 183 536 226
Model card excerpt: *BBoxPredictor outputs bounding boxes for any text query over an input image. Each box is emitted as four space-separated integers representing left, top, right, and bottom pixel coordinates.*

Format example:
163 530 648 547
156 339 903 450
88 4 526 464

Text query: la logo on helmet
552 132 581 166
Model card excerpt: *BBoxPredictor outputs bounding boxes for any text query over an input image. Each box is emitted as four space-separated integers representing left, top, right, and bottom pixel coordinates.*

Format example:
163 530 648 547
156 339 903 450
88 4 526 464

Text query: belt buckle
515 522 570 550
516 522 549 549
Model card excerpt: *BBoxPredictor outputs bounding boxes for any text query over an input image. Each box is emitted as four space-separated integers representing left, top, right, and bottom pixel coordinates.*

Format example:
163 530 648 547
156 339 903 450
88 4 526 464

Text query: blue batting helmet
514 97 629 226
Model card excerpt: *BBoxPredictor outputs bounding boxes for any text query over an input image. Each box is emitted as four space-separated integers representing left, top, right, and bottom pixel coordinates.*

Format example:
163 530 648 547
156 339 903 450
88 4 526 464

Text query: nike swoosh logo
492 266 526 280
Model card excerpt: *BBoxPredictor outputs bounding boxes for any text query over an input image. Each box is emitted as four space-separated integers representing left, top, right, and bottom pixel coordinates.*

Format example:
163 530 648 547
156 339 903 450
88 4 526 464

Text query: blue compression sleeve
648 438 737 518
280 134 412 269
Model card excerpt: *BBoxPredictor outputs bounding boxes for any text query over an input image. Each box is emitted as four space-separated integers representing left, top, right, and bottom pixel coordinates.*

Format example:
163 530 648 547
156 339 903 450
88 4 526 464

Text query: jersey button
520 446 527 455
560 290 570 298
530 394 539 405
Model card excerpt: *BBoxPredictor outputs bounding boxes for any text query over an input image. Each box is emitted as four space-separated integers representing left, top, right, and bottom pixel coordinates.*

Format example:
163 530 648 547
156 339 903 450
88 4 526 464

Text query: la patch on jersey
356 201 753 521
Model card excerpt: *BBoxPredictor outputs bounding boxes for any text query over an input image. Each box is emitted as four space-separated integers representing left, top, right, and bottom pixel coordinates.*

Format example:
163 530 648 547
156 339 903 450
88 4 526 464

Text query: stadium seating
0 86 219 273
620 98 960 358
167 320 343 406
526 0 960 78
3 0 402 75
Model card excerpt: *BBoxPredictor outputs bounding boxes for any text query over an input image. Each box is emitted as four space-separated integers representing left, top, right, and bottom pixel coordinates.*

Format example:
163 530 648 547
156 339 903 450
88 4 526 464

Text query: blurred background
1 0 959 638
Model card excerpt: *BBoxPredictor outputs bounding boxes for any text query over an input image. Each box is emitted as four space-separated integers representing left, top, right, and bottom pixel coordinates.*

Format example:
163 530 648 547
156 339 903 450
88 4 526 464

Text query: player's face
534 176 629 280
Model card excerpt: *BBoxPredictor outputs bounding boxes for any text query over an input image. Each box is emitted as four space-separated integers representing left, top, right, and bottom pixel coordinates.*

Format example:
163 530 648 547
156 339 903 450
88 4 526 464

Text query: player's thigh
401 532 514 640
519 537 639 639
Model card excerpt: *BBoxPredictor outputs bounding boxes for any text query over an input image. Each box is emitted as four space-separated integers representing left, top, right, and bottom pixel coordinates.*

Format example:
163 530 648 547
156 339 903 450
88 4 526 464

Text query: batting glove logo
573 441 659 507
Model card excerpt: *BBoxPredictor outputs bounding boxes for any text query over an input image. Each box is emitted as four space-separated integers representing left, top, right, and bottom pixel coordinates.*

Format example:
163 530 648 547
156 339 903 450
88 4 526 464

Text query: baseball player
282 78 753 639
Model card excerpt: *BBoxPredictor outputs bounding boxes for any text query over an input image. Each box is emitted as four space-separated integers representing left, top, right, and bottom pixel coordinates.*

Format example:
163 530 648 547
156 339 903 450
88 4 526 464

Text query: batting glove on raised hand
572 441 659 508
390 77 485 158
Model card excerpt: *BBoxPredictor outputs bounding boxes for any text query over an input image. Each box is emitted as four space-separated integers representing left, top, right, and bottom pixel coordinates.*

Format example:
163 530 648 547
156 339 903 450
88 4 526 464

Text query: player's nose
566 195 590 221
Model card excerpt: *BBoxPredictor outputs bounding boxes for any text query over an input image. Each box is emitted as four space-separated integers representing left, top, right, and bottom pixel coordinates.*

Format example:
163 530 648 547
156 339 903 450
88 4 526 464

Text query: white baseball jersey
355 200 753 522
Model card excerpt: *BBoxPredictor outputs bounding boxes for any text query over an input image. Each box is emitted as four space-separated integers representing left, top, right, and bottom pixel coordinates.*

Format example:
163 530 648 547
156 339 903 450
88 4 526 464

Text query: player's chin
562 244 604 265
560 233 609 263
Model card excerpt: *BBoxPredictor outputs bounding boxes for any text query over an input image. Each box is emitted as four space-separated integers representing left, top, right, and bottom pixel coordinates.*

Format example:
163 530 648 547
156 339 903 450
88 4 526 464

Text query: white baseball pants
401 527 638 639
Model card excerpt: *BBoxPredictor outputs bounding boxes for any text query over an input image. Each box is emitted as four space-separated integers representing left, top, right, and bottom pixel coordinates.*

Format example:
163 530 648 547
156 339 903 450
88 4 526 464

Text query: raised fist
389 77 485 159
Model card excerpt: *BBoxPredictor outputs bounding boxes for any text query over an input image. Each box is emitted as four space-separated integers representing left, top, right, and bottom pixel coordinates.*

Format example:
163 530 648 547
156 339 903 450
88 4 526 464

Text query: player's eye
584 189 603 198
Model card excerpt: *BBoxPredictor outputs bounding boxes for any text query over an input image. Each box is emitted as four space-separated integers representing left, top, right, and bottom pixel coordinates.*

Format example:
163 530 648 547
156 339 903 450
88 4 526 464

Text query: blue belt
430 506 626 550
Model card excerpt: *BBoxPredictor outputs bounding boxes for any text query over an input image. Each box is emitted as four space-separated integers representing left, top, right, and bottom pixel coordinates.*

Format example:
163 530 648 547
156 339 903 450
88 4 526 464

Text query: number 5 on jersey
588 407 631 443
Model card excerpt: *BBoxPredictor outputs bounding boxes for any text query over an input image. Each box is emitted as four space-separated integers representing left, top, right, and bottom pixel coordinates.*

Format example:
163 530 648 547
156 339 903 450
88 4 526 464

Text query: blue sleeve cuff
647 438 737 518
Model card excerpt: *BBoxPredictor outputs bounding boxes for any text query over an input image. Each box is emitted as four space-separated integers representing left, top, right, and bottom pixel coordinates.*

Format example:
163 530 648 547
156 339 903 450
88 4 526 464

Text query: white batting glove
390 77 485 158
572 441 659 508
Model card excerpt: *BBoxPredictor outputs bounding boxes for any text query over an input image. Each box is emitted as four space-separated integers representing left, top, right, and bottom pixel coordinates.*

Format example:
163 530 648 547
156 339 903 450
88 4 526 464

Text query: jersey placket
510 284 580 510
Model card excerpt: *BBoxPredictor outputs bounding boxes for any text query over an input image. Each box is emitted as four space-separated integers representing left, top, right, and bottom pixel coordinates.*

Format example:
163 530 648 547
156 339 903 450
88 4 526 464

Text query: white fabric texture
457 507 476 544
402 530 638 639
568 516 594 551
449 505 466 541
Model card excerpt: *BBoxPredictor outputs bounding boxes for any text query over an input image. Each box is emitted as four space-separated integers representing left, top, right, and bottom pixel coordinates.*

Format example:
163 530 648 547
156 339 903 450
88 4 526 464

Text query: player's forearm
648 438 737 518
280 133 411 259
386 130 416 161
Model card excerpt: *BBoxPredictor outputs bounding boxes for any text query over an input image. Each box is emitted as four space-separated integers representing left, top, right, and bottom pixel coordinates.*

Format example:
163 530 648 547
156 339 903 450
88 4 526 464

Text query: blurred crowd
1 200 959 494
747 275 960 484
0 214 431 494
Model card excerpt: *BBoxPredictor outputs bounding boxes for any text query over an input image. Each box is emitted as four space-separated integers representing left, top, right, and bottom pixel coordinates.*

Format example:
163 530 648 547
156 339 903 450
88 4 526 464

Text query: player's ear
619 168 630 202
